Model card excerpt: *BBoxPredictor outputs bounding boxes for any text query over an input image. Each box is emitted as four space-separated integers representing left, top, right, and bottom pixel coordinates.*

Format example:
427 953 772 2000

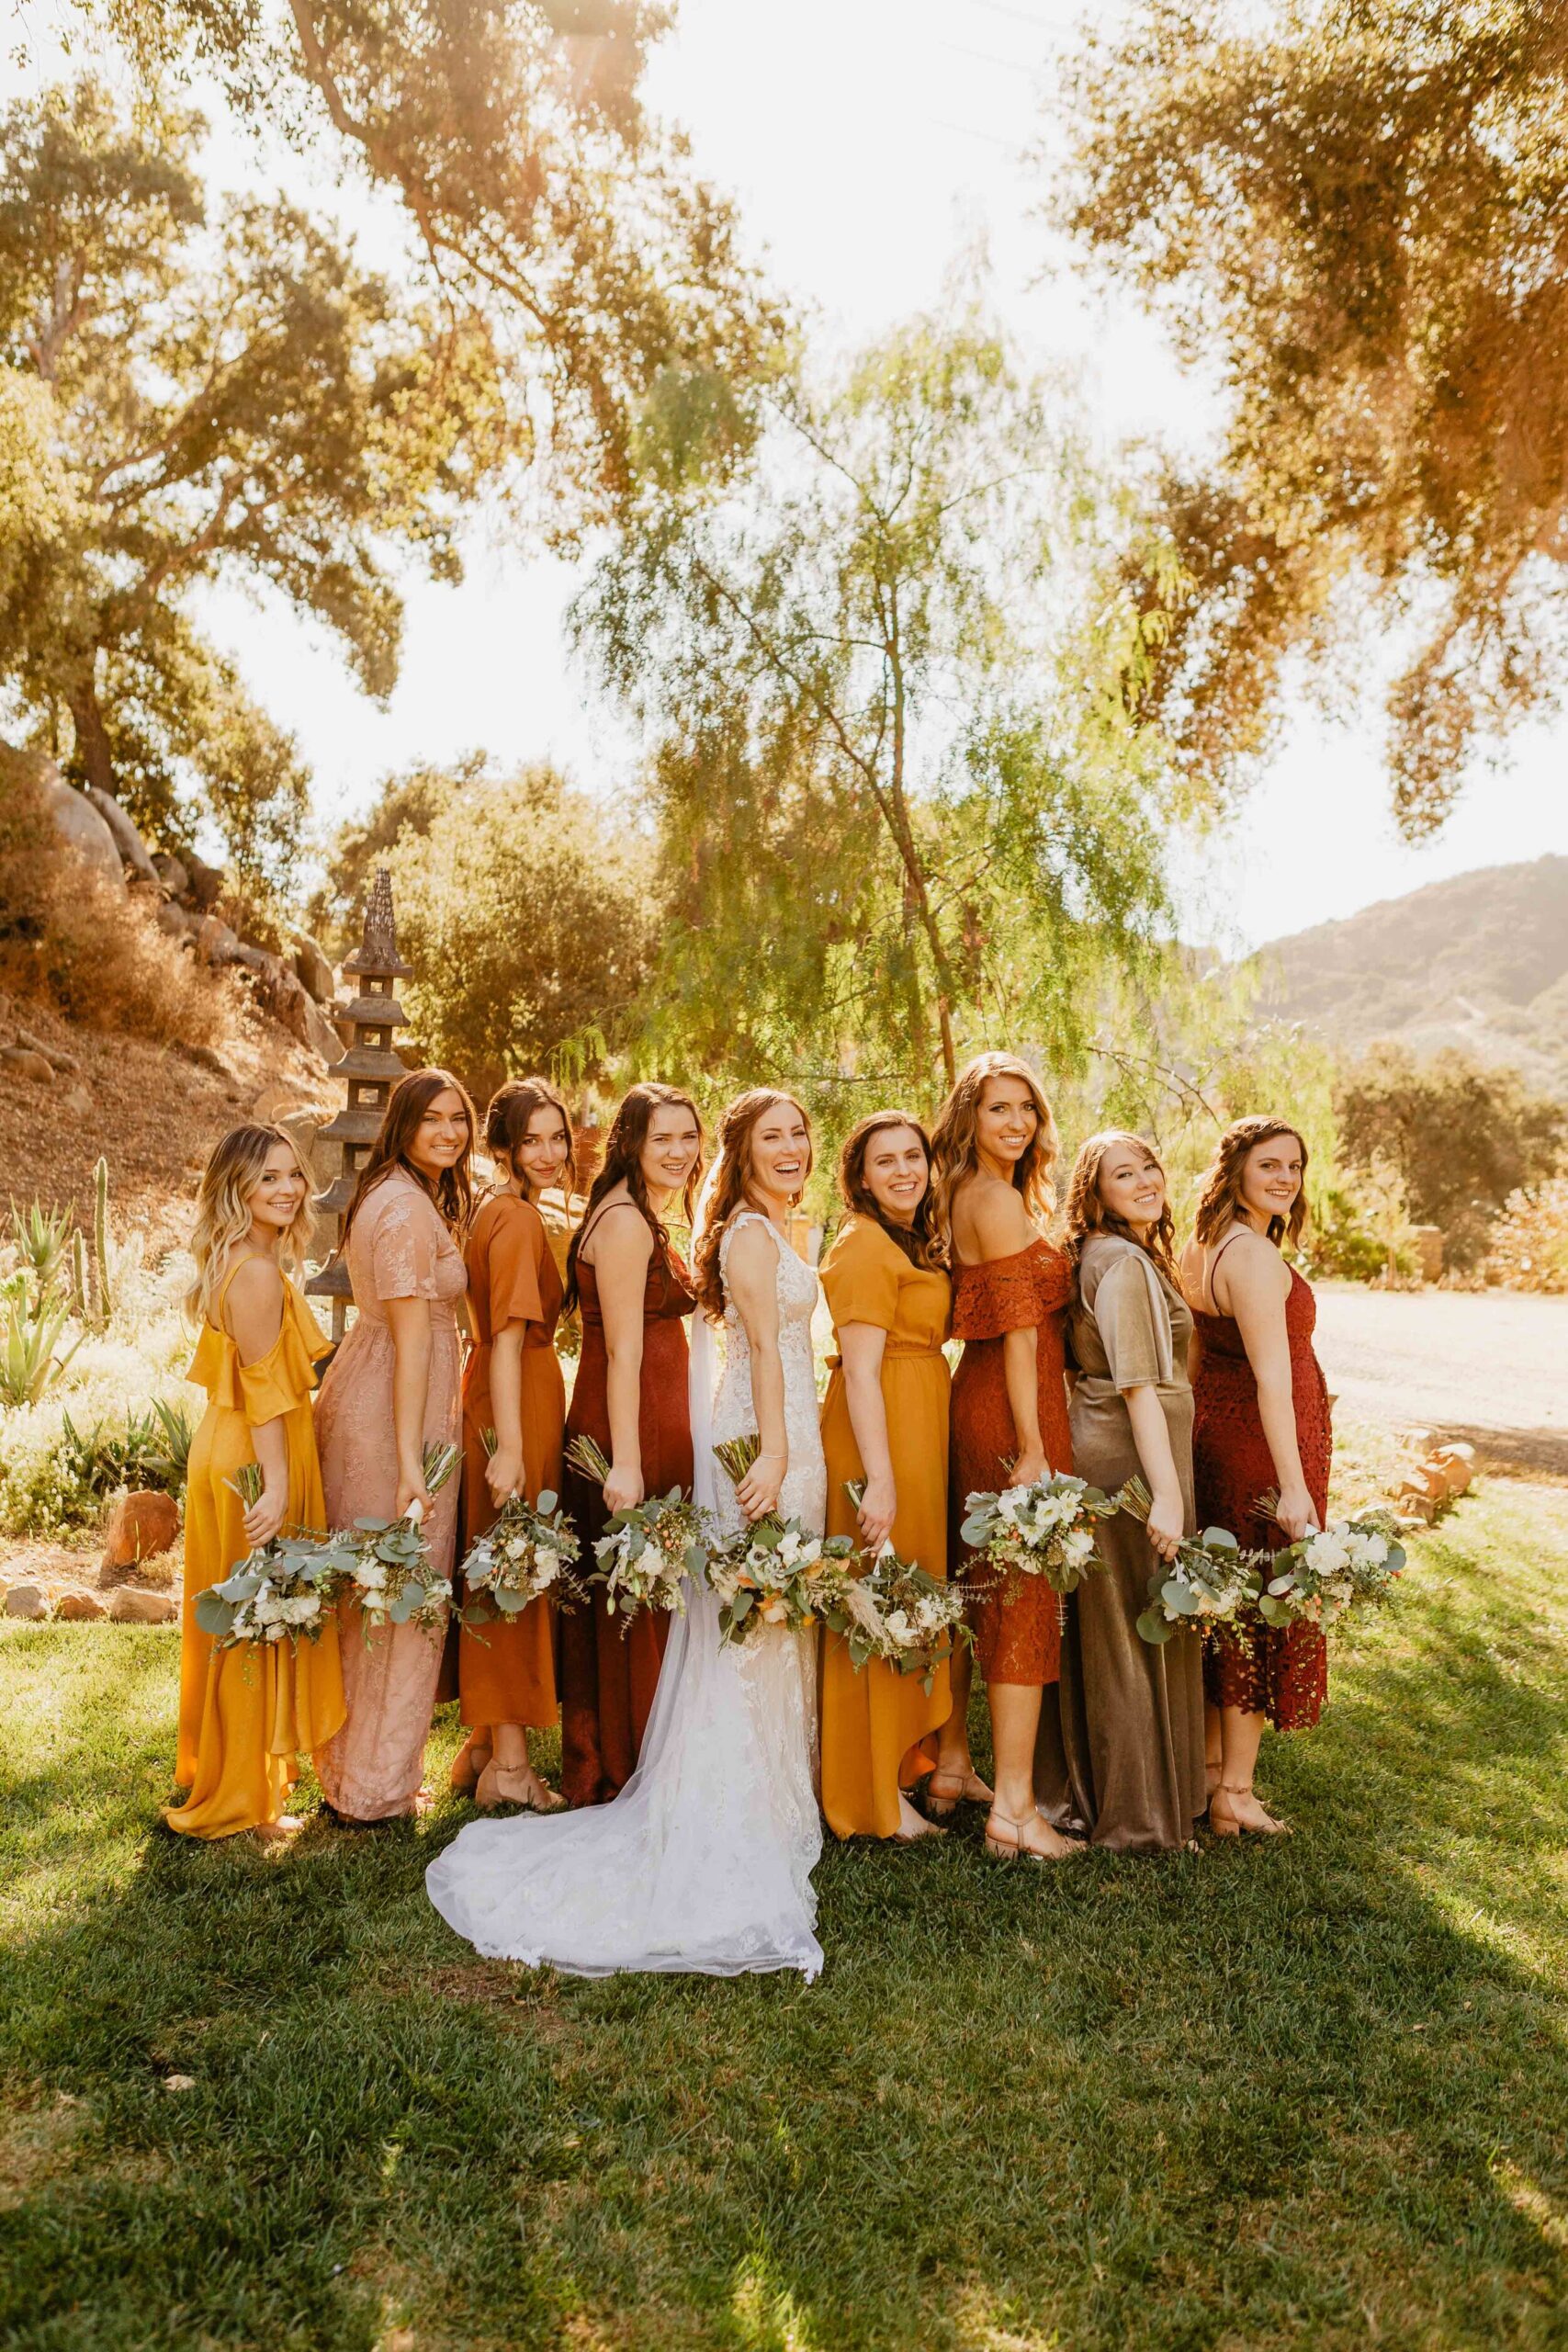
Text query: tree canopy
576 307 1186 1102
1059 0 1568 833
0 79 510 891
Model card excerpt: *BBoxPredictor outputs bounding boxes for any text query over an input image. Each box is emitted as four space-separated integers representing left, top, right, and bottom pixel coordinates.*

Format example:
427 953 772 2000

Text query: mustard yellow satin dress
165 1268 345 1838
818 1216 953 1839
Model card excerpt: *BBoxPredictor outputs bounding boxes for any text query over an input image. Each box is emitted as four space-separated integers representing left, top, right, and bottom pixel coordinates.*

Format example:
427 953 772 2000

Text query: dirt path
1314 1283 1568 1476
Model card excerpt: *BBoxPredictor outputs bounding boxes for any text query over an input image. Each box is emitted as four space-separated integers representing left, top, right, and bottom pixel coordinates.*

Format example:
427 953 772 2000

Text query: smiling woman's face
749 1102 811 1202
1239 1133 1303 1227
513 1105 571 1197
1098 1142 1166 1233
244 1142 307 1236
640 1106 702 1201
408 1088 470 1178
976 1078 1038 1169
861 1125 929 1227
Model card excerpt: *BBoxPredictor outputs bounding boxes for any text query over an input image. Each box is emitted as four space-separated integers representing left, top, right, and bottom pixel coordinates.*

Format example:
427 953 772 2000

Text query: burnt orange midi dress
457 1191 565 1736
818 1215 953 1839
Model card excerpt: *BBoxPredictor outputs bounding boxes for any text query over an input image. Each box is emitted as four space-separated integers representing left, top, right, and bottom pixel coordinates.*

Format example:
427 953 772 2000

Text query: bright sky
13 0 1568 949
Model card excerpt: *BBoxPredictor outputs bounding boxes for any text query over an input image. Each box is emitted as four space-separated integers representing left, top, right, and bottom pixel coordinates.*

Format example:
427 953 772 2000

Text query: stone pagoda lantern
306 868 413 1340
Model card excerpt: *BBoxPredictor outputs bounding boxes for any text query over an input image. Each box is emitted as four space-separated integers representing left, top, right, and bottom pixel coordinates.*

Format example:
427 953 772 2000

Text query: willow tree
577 311 1184 1102
0 79 511 889
1058 0 1568 833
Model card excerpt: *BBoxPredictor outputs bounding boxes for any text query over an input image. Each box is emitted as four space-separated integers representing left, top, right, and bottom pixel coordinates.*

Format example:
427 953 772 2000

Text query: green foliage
0 1288 80 1408
3 1484 1568 2344
58 1404 183 1507
1059 0 1568 832
1336 1044 1567 1269
1484 1175 1568 1294
577 304 1186 1101
305 755 485 953
7 1199 71 1297
90 1154 112 1331
0 77 514 886
356 762 653 1102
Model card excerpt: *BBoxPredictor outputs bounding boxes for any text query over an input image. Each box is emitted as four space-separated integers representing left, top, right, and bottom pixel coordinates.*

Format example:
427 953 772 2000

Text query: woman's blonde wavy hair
1063 1129 1178 1278
929 1052 1059 1254
693 1089 814 1322
186 1125 315 1327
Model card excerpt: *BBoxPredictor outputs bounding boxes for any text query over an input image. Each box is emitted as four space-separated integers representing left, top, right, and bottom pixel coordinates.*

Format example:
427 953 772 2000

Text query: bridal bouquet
1255 1496 1407 1629
459 1435 588 1627
322 1442 462 1642
565 1434 714 1621
193 1464 336 1651
704 1433 857 1643
959 1472 1118 1597
822 1489 971 1692
1117 1478 1264 1647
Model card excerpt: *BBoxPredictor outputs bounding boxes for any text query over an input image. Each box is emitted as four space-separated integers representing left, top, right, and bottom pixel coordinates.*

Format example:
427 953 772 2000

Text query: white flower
1064 1528 1095 1566
777 1530 802 1566
355 1562 388 1592
885 1608 912 1645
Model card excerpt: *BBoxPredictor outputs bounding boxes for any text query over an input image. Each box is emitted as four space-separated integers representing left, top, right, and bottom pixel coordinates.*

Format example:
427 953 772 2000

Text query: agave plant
147 1397 195 1496
0 1289 81 1408
8 1200 73 1301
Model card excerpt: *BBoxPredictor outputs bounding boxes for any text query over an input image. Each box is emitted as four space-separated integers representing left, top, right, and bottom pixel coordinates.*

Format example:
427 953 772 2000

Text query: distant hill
1252 855 1568 1095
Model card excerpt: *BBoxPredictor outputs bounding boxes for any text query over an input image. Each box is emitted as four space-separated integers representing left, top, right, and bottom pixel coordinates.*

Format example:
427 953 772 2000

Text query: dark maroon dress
558 1222 695 1805
1190 1244 1330 1731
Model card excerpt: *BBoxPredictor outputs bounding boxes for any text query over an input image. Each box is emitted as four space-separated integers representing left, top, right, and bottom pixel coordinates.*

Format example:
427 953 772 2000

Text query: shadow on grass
2 1492 1566 2350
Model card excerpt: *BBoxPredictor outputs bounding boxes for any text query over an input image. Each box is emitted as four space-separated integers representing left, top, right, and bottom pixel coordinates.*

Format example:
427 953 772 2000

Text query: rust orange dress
949 1238 1075 1686
457 1193 565 1736
1192 1246 1331 1731
818 1216 953 1838
558 1219 695 1806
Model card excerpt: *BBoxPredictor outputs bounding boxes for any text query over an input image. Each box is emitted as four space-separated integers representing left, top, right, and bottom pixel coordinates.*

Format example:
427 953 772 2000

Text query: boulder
0 1046 55 1083
82 786 161 884
62 1083 95 1118
185 855 226 909
1396 1492 1438 1526
290 932 337 1004
153 900 198 940
4 1584 47 1620
299 990 345 1067
98 1490 181 1588
151 851 190 898
54 1590 106 1622
16 1025 77 1072
107 1586 176 1625
176 1041 236 1081
1433 1453 1473 1498
195 913 242 967
1397 1465 1449 1504
1434 1441 1476 1466
36 766 124 887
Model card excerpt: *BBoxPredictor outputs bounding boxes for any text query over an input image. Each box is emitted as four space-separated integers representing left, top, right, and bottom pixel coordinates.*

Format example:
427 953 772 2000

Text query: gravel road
1313 1283 1568 1473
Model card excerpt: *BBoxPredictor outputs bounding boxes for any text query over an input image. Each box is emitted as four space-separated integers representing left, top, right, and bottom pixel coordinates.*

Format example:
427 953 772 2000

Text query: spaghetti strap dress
558 1216 696 1806
818 1216 953 1838
457 1192 565 1736
949 1238 1075 1687
166 1266 344 1838
1192 1247 1331 1730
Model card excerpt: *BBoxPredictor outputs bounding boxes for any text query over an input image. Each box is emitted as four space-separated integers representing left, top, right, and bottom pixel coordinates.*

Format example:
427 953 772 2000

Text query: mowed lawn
3 1484 1566 2352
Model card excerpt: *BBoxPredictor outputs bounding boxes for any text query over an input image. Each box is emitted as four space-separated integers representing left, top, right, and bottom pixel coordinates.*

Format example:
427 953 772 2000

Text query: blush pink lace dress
313 1170 467 1821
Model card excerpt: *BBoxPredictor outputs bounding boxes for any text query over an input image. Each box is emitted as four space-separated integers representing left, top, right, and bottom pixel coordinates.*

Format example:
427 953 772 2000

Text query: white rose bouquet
1256 1496 1408 1629
1117 1477 1265 1646
706 1516 858 1645
822 1492 972 1693
959 1471 1118 1598
458 1432 589 1631
565 1434 715 1623
192 1465 333 1651
320 1442 462 1643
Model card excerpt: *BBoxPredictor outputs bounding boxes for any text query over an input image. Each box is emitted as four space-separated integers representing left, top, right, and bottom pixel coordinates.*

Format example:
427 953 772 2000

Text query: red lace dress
1191 1260 1330 1731
949 1238 1075 1686
558 1227 696 1805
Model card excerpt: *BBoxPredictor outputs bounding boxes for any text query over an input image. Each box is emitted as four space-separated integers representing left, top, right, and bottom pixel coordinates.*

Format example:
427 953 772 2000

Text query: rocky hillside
1254 855 1568 1093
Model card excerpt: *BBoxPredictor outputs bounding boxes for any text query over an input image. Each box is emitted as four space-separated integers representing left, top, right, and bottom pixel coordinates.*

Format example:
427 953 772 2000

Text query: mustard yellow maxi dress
818 1215 953 1839
165 1268 345 1838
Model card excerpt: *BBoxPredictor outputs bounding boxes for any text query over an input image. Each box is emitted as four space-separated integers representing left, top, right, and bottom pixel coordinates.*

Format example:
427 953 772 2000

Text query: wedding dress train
424 1211 825 1979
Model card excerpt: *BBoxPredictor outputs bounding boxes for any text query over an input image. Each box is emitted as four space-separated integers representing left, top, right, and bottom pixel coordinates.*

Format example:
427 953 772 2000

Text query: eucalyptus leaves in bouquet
1257 1497 1407 1630
192 1464 336 1651
327 1442 462 1643
565 1434 715 1623
706 1516 857 1645
1118 1478 1264 1647
460 1431 588 1626
960 1471 1117 1598
821 1487 971 1692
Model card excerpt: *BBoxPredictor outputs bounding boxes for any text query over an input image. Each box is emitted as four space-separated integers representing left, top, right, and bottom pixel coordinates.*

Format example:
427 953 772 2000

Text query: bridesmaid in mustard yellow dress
166 1125 344 1841
819 1113 955 1841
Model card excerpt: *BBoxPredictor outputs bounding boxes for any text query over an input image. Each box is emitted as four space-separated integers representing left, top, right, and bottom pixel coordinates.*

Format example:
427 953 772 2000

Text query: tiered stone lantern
306 868 413 1340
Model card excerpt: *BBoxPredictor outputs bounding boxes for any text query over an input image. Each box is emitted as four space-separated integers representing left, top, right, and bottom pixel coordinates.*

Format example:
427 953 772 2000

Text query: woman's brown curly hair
836 1110 945 1271
1192 1116 1309 1250
692 1089 813 1321
929 1052 1059 1257
1063 1129 1178 1278
565 1082 705 1311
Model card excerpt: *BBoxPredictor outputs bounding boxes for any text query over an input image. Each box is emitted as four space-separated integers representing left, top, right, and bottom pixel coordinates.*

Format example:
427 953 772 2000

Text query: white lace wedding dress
425 1210 826 1979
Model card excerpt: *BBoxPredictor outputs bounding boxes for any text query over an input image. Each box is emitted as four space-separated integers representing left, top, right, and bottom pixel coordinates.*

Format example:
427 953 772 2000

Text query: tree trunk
66 676 118 800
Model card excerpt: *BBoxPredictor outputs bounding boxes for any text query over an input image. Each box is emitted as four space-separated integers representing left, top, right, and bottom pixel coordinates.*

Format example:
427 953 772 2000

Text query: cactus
71 1228 93 1325
92 1155 112 1330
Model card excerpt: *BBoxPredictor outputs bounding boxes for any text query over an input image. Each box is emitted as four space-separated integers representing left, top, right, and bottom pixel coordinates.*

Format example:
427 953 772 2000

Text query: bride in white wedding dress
425 1091 827 1979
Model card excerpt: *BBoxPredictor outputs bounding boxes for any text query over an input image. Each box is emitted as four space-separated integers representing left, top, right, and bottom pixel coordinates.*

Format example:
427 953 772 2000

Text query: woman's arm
1222 1238 1314 1540
725 1221 788 1521
592 1210 655 1513
1124 1385 1184 1562
385 1295 435 1521
838 1322 895 1550
969 1184 1045 1487
486 1321 527 1507
224 1260 289 1544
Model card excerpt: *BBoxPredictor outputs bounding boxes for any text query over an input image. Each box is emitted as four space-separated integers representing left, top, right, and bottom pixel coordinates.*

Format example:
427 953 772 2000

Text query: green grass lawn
3 1481 1566 2352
